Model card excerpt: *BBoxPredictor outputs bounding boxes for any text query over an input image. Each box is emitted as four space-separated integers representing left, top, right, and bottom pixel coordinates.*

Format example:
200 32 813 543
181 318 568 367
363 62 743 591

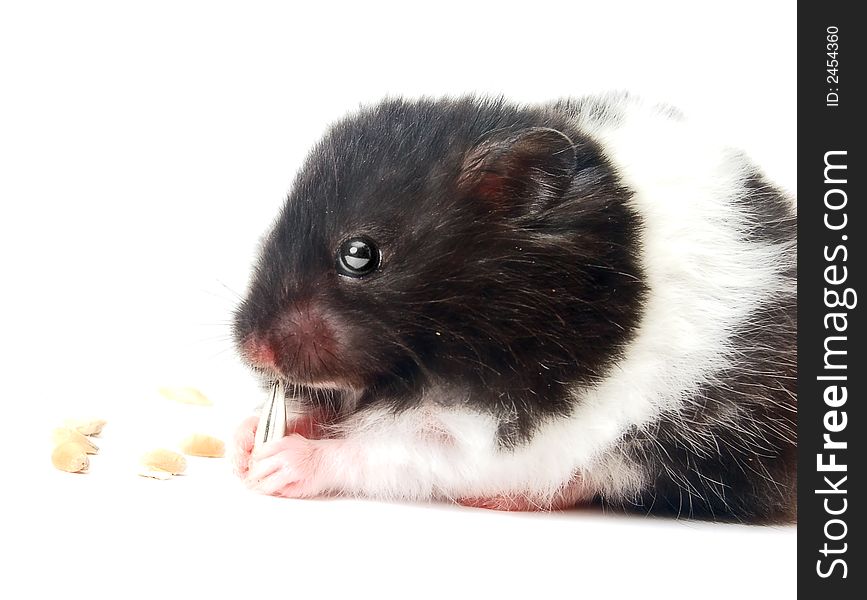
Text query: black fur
233 96 646 444
615 296 797 523
233 96 796 521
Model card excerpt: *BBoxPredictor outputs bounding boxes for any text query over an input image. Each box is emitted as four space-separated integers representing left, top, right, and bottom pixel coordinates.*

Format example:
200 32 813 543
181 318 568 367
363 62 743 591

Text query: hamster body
233 94 796 523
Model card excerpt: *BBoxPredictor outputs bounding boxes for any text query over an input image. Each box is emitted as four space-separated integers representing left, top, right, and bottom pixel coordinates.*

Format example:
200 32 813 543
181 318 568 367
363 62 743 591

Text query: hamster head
233 97 644 402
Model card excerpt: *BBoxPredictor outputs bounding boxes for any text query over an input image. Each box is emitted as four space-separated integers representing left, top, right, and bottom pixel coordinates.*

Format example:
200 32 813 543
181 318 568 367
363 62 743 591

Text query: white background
0 1 796 599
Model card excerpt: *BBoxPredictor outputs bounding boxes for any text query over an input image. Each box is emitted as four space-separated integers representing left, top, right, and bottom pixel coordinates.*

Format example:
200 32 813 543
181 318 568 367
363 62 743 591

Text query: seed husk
158 387 212 406
140 448 187 475
180 434 225 458
52 442 89 473
52 427 99 454
63 418 107 436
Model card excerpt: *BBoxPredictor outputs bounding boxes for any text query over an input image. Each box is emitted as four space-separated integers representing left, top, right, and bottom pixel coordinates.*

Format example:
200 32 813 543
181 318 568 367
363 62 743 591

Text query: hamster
232 94 796 523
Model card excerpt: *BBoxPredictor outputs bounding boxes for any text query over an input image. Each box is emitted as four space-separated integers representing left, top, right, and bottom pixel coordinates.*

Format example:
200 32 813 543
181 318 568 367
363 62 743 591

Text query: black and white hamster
231 94 796 523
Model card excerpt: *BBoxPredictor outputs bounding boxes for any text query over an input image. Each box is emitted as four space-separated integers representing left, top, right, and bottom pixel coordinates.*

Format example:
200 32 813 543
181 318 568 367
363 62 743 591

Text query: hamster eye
336 236 380 278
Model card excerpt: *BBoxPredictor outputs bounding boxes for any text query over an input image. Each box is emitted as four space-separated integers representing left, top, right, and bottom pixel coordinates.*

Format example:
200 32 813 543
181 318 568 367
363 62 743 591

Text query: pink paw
232 412 323 481
458 495 549 511
245 434 320 498
459 478 587 511
232 415 260 478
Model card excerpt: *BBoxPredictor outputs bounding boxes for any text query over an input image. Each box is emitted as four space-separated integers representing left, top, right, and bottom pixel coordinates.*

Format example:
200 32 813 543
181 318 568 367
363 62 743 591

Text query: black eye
336 236 380 278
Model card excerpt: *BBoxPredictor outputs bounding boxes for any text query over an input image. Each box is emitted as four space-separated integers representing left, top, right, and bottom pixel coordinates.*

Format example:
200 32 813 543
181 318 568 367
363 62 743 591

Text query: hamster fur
232 94 796 523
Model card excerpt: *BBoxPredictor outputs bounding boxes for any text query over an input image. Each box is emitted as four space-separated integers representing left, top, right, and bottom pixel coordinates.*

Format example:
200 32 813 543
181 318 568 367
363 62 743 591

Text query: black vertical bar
798 1 863 597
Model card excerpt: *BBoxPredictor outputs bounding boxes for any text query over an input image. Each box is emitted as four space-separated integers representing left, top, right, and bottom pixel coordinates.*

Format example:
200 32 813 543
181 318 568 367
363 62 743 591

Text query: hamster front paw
245 434 321 498
458 496 543 511
458 477 588 511
232 415 259 478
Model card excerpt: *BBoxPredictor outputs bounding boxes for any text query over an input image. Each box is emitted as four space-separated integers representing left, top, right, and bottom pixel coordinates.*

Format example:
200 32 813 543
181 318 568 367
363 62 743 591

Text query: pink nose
242 337 277 368
243 306 339 380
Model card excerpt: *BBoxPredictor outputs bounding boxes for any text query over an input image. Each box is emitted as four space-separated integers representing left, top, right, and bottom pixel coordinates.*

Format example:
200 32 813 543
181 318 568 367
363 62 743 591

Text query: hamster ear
457 127 577 214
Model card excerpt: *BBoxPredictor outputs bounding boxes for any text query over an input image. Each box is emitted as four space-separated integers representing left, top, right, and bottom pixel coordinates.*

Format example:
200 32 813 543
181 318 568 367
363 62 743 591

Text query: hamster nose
241 306 340 381
241 336 278 369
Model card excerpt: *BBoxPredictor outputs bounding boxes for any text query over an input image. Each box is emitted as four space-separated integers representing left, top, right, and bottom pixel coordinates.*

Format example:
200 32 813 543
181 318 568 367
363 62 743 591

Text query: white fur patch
557 96 796 497
303 96 795 505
